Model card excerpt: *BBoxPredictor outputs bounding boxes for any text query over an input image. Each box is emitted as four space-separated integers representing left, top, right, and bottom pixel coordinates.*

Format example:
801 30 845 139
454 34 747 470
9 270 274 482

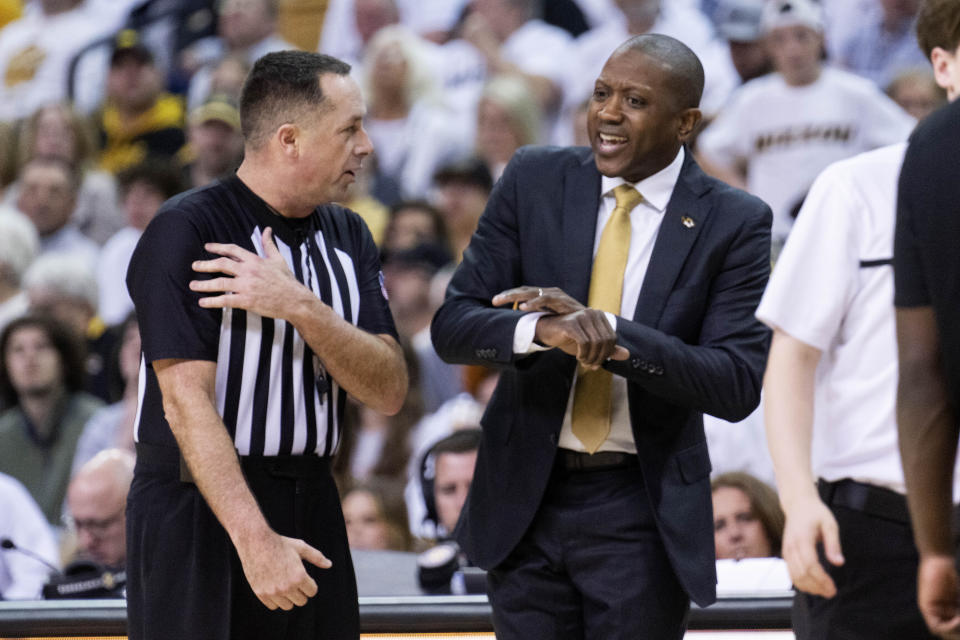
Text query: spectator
71 314 140 474
15 155 99 270
0 0 126 122
712 472 784 561
97 160 185 326
182 94 244 189
836 0 928 90
0 471 58 600
555 0 737 144
184 0 295 110
405 368 497 538
456 0 572 113
0 315 103 523
320 0 400 69
697 0 915 249
381 244 459 414
334 344 424 484
474 74 542 182
23 254 118 405
0 207 38 333
64 449 134 570
419 428 481 540
431 157 493 262
205 55 251 103
13 103 122 246
98 30 186 174
362 25 467 201
342 478 414 551
381 200 450 255
887 67 946 120
714 0 772 85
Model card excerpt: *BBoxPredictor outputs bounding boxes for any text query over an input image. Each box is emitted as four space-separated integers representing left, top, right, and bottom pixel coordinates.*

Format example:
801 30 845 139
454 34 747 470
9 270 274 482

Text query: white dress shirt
513 147 685 453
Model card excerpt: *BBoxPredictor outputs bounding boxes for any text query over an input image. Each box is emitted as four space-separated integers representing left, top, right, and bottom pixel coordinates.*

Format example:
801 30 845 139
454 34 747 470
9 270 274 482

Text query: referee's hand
238 532 333 611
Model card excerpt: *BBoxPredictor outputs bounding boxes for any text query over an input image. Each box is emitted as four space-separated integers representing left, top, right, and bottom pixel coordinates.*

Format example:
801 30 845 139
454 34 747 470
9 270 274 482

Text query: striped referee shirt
127 176 397 457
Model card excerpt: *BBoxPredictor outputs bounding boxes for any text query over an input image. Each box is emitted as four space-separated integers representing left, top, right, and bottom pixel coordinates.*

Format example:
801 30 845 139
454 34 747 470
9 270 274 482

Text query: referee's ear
276 123 300 158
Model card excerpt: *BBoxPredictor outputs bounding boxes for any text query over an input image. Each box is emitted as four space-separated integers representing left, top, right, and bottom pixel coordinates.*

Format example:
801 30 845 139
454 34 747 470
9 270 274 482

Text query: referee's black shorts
126 443 359 640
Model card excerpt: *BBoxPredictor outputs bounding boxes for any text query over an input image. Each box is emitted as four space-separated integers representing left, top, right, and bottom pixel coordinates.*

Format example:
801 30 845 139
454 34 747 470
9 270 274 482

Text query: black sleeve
354 217 399 339
126 206 222 363
894 142 931 308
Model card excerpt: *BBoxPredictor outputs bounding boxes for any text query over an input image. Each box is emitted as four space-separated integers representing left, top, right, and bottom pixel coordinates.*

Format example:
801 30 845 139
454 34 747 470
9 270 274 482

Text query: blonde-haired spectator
362 25 468 201
887 67 946 120
475 73 542 181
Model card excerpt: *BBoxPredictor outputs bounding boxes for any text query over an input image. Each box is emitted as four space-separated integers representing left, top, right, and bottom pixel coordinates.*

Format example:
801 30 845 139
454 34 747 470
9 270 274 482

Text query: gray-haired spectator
0 207 39 333
24 254 119 404
64 449 135 570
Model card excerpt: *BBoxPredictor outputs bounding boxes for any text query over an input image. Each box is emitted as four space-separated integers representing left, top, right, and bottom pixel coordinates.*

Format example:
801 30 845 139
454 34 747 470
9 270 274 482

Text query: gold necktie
571 184 642 453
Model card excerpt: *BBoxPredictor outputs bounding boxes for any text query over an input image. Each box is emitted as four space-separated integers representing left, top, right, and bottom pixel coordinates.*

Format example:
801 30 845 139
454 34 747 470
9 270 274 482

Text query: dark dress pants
793 482 936 640
487 462 690 640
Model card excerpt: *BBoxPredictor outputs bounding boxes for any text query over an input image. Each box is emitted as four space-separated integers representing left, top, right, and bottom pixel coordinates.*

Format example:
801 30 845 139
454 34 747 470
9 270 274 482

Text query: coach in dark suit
431 34 772 639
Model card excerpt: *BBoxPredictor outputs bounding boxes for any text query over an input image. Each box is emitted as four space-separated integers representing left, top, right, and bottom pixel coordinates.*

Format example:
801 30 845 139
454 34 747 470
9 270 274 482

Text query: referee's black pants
126 444 359 640
792 479 935 640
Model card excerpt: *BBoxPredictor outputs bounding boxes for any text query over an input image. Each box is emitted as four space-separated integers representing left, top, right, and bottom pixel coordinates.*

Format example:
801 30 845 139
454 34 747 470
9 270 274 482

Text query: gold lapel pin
681 216 695 228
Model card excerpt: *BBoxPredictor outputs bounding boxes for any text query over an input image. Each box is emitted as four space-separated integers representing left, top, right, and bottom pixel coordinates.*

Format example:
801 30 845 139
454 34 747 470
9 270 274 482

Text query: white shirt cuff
604 312 618 332
513 312 550 354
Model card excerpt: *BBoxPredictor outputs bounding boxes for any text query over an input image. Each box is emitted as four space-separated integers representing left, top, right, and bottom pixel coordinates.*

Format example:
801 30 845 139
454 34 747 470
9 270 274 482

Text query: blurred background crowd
0 0 931 600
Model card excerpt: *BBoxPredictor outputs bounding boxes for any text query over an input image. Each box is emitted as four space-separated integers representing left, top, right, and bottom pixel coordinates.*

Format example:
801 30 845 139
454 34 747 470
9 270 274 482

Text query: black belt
817 478 909 524
135 442 330 484
554 449 638 473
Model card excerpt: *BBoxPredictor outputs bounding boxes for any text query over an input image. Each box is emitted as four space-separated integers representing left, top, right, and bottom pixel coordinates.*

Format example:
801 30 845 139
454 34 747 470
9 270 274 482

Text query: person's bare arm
897 306 960 638
462 12 561 110
189 228 407 415
763 329 844 598
153 358 332 611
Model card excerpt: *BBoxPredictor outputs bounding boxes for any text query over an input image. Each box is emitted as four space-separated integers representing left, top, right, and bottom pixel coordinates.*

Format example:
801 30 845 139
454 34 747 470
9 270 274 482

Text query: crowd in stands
0 0 936 600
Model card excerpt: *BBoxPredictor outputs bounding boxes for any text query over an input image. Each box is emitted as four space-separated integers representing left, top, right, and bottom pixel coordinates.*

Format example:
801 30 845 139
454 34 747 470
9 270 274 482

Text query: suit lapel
561 153 602 304
634 155 711 326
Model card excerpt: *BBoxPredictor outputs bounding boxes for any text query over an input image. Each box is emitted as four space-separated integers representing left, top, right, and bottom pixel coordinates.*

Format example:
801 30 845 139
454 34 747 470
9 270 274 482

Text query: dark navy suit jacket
430 145 772 607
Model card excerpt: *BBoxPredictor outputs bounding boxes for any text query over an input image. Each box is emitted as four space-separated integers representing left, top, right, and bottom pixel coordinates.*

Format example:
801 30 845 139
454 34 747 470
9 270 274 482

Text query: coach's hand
534 312 629 369
237 531 332 611
190 227 312 320
493 286 586 315
781 494 844 598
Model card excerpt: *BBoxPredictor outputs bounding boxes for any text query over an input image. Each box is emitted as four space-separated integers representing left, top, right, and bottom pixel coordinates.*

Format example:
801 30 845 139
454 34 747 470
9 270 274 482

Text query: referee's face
298 73 374 206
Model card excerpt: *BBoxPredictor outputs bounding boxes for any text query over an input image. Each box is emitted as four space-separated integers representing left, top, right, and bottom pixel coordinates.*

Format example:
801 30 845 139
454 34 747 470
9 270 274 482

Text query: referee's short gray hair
22 253 98 310
0 206 39 287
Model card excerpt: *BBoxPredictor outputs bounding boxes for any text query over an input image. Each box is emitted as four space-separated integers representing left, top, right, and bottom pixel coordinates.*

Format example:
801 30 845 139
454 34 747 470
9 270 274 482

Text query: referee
125 51 407 640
